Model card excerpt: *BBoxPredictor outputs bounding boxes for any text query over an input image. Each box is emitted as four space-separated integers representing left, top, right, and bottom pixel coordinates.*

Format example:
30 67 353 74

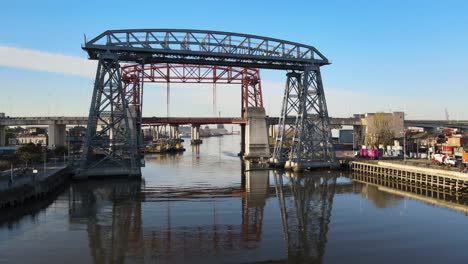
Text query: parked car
432 154 457 167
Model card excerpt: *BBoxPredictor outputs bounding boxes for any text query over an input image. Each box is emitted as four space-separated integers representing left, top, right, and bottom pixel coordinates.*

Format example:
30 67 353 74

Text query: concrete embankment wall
0 168 71 209
350 160 468 191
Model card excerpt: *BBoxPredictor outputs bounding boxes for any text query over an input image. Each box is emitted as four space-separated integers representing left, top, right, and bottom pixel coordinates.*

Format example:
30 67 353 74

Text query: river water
1 135 468 263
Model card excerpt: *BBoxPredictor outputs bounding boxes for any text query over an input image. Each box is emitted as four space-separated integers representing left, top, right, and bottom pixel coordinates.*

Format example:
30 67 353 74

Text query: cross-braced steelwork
273 67 336 170
289 68 336 170
273 72 302 164
273 172 336 262
84 29 329 70
121 64 263 118
121 64 144 153
80 54 139 177
241 76 263 118
81 29 335 176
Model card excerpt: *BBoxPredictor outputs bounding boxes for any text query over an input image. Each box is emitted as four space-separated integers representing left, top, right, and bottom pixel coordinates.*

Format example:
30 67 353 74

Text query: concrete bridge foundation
243 107 270 159
0 125 5 147
48 123 66 148
191 125 202 145
0 125 5 146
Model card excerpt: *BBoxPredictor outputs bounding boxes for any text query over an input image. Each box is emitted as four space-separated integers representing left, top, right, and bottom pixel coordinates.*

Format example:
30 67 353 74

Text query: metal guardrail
0 158 78 191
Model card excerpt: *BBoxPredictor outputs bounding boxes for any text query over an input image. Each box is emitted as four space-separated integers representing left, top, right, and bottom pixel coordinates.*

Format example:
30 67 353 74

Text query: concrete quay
0 165 71 209
351 161 468 192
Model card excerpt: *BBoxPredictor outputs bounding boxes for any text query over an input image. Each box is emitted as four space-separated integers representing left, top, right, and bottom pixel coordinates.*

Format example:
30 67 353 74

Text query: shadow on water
0 184 67 229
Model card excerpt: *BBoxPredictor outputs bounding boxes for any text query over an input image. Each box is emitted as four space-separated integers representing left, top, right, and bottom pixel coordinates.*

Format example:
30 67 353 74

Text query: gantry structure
80 29 336 176
120 64 263 118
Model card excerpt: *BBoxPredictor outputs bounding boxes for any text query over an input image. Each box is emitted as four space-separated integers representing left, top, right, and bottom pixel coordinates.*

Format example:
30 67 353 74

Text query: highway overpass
1 115 467 147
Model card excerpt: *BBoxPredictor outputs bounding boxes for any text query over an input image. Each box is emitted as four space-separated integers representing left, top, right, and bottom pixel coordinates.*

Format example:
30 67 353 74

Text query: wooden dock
351 161 468 192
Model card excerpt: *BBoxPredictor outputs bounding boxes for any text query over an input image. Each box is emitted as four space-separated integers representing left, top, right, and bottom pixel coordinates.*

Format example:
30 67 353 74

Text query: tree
54 145 68 156
15 143 42 165
365 112 395 148
5 132 15 145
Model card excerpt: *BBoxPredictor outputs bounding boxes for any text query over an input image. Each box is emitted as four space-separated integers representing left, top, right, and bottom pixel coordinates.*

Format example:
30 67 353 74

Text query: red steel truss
121 64 263 117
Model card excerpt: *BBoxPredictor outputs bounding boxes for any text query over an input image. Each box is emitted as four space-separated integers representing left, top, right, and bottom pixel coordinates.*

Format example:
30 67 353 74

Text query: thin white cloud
0 45 96 78
261 81 451 120
0 45 462 119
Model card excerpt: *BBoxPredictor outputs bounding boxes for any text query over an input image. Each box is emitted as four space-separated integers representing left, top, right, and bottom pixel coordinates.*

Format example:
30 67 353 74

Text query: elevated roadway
0 116 87 126
405 120 468 130
0 116 362 126
1 116 467 129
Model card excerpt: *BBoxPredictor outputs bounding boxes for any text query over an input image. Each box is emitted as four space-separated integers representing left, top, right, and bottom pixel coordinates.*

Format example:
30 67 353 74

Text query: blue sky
0 0 467 119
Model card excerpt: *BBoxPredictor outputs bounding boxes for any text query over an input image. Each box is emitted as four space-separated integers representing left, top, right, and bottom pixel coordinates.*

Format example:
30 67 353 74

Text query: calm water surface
1 135 468 263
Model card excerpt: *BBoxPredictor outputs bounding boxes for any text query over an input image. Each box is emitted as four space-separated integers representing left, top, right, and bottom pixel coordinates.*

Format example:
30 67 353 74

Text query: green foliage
5 132 15 145
366 112 395 148
15 143 42 163
6 126 25 133
54 145 68 156
0 160 10 171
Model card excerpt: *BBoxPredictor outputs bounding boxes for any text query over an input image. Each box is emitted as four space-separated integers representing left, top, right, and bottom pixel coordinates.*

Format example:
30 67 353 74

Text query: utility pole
67 132 70 163
44 147 47 172
10 163 13 186
403 129 406 161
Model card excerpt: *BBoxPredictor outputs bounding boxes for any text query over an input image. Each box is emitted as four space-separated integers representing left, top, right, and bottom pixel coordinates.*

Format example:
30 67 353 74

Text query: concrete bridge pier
243 107 270 160
268 124 276 142
0 125 5 146
239 124 246 157
150 125 157 140
191 125 202 145
170 125 179 139
48 123 66 148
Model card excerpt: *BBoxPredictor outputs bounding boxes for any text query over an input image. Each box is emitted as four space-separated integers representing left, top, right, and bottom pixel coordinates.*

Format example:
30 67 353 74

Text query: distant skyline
0 0 467 120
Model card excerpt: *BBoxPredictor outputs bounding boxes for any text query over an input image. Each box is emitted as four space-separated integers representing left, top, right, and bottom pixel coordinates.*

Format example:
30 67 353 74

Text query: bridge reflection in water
273 171 336 263
63 168 468 263
68 179 144 263
67 168 269 263
65 166 341 263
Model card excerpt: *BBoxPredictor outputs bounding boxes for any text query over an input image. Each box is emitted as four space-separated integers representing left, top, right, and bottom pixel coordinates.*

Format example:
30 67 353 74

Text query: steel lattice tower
79 54 139 177
273 72 302 164
80 29 336 176
273 66 337 171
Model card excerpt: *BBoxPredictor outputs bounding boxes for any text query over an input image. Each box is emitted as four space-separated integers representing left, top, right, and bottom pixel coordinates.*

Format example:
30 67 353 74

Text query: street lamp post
43 147 47 172
403 129 407 161
67 130 71 164
9 163 13 187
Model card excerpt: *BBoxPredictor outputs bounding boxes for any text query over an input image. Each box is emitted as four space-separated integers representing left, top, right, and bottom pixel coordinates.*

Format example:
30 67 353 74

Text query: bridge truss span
79 29 336 177
84 29 329 70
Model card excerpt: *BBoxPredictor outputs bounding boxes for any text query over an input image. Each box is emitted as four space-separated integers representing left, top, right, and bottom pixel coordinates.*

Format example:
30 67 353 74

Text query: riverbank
350 160 468 192
0 165 71 209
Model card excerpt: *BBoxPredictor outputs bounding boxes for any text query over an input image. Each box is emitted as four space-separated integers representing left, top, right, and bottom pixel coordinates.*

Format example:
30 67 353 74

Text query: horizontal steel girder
83 29 329 70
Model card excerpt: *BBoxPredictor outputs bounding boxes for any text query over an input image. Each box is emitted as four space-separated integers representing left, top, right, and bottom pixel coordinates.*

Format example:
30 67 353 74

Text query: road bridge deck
2 116 468 129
